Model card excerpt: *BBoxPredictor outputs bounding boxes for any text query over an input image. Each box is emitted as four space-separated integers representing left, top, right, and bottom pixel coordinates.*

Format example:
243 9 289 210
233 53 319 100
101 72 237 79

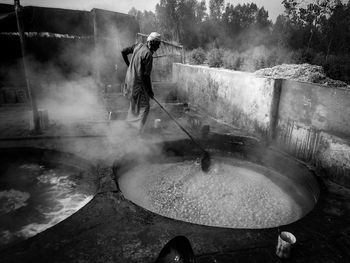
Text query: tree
323 1 350 56
128 8 158 34
209 0 224 20
140 11 159 34
177 0 199 48
128 7 142 20
281 0 344 52
154 0 205 48
195 0 207 22
237 3 259 29
282 0 299 23
156 0 180 41
271 14 291 48
222 3 241 35
256 7 271 29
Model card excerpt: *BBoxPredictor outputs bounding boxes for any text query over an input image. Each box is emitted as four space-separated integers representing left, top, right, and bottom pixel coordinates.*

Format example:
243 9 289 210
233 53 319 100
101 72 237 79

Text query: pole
92 8 101 87
14 0 41 133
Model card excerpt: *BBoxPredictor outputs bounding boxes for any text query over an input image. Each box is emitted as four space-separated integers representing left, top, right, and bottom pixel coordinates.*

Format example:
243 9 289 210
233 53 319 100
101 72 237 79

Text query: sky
1 0 286 21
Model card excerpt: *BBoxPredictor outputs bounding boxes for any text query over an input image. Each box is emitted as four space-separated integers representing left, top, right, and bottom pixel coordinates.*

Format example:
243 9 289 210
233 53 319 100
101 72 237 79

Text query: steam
1 7 165 163
39 77 103 121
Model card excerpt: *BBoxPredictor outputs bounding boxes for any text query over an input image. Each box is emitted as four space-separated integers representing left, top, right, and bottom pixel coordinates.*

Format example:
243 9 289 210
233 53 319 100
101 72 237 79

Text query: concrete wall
278 80 350 136
173 63 350 188
152 55 182 82
173 63 281 137
275 80 350 187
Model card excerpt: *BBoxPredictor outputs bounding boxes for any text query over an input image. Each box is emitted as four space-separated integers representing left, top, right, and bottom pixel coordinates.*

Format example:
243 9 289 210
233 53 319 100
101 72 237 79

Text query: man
121 32 161 132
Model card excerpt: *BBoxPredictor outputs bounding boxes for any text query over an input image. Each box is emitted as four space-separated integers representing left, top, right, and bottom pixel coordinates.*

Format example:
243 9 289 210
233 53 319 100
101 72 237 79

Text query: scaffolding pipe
14 0 41 133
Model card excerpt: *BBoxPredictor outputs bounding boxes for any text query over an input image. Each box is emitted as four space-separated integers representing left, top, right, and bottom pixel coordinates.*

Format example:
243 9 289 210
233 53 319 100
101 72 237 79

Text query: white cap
147 32 161 42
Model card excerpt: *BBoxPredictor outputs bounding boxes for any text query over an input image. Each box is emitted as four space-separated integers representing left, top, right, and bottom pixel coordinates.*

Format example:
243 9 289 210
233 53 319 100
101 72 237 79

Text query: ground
0 101 349 263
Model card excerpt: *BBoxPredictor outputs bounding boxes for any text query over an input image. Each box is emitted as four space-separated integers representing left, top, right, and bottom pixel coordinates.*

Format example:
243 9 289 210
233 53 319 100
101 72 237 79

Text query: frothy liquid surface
119 159 312 228
0 161 95 247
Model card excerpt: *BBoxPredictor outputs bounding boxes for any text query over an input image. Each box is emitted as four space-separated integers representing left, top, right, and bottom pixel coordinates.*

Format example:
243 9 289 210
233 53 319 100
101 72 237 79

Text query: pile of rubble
254 64 349 89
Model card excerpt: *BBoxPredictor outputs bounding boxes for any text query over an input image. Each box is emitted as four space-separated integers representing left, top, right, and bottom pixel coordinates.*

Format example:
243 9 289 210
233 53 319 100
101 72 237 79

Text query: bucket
276 231 296 259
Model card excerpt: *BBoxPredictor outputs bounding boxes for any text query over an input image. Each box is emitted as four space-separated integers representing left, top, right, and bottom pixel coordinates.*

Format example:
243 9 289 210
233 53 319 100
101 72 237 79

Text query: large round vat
0 148 98 248
116 135 320 229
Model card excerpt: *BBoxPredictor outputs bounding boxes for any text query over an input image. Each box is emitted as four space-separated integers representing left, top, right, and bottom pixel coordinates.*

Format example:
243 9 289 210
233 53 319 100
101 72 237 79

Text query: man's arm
121 45 134 67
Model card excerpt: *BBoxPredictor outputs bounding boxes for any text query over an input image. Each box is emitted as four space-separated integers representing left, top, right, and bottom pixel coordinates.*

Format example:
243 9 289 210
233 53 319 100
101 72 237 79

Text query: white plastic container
276 231 296 259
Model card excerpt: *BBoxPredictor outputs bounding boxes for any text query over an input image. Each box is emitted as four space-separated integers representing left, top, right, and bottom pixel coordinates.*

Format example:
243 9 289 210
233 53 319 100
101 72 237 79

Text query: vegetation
129 0 350 83
189 48 206 65
207 48 223 67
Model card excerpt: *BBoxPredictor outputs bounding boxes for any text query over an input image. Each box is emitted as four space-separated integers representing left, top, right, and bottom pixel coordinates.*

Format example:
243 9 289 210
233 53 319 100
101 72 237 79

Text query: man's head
147 32 161 52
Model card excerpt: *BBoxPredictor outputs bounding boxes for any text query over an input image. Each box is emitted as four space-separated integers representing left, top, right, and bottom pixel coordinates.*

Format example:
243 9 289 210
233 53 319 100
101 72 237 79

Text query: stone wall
173 63 350 188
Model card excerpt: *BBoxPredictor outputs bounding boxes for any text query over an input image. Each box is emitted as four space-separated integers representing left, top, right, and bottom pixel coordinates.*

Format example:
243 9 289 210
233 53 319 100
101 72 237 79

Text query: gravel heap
255 63 349 88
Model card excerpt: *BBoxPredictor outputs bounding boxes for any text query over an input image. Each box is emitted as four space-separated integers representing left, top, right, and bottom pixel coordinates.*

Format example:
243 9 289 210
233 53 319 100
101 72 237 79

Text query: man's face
150 40 161 52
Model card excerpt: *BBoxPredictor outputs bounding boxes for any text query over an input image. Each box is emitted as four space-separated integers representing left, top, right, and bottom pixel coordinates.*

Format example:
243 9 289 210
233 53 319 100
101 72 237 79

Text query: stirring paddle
152 97 211 172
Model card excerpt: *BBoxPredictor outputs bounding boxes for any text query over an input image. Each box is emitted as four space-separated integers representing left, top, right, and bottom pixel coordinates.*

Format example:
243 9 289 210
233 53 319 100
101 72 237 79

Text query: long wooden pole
14 0 41 133
92 8 101 86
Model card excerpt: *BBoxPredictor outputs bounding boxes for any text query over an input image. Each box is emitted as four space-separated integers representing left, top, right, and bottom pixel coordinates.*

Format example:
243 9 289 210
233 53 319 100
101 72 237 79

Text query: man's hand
114 64 118 72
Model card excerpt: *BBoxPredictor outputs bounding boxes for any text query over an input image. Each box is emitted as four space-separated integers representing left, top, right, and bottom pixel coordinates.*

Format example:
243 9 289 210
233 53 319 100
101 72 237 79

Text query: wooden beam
14 0 41 133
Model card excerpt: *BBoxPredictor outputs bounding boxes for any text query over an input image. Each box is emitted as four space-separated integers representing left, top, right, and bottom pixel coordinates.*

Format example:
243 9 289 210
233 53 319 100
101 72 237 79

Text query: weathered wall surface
275 80 350 187
173 63 350 188
173 63 280 137
152 55 182 82
316 133 350 186
278 80 350 136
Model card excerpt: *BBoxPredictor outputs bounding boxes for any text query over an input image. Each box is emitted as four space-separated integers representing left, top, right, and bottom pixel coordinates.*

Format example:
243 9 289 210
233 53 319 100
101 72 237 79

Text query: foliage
209 0 225 20
189 48 206 65
128 0 350 83
128 8 159 34
207 48 223 67
222 50 243 70
323 54 350 83
155 0 179 41
154 0 207 48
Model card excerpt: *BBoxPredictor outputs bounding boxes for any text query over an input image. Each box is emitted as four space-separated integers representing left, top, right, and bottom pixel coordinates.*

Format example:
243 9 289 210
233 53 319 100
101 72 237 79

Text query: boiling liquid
0 162 94 247
119 158 312 229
